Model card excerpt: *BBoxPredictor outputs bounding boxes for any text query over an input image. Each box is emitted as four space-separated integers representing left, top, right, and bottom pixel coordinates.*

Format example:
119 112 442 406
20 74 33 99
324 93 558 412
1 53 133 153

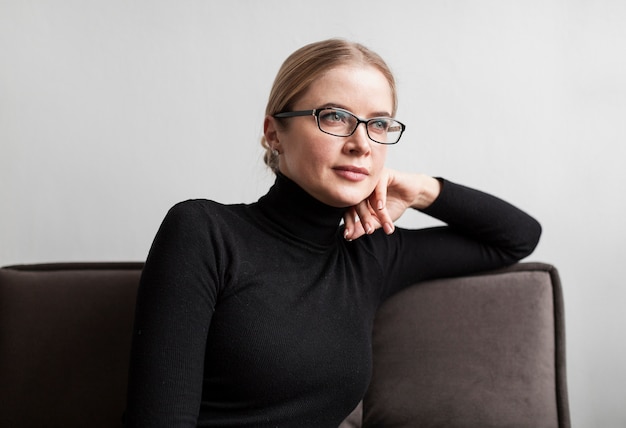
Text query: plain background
1 1 624 426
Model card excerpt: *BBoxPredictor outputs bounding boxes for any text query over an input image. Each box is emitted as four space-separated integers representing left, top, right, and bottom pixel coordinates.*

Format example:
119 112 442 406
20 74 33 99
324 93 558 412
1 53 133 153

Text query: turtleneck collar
255 173 347 247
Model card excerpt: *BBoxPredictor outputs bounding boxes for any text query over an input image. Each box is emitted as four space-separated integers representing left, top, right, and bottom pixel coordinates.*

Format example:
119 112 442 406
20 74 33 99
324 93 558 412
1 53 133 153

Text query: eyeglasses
273 107 406 145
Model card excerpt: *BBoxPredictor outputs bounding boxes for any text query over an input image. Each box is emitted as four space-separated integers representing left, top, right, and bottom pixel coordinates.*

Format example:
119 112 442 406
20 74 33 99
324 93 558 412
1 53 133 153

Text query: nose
344 122 371 155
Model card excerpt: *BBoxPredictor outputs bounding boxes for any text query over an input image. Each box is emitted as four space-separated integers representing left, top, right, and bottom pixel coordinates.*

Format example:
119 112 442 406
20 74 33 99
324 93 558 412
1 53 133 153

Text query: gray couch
0 262 569 427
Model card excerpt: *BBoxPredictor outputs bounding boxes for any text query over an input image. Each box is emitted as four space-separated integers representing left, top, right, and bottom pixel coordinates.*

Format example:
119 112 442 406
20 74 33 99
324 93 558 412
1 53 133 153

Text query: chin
306 178 374 208
325 189 372 208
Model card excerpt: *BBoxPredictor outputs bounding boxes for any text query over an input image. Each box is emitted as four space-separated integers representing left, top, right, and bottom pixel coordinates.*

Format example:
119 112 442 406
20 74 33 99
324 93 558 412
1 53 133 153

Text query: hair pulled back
261 38 398 173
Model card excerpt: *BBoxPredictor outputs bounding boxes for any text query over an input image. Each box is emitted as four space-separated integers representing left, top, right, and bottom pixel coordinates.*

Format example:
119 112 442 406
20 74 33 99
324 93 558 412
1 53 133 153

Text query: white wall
1 1 625 426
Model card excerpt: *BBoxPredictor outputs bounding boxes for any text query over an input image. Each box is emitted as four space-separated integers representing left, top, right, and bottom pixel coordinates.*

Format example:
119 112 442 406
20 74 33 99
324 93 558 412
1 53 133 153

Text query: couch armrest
0 262 143 428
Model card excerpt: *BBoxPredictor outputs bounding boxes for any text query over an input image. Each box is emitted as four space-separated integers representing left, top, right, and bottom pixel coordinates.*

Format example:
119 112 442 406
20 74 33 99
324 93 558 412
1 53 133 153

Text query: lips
332 165 369 181
334 165 369 175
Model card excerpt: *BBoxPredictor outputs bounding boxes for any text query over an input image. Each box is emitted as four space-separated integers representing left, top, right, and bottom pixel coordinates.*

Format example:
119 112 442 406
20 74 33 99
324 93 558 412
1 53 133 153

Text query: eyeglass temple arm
273 110 316 118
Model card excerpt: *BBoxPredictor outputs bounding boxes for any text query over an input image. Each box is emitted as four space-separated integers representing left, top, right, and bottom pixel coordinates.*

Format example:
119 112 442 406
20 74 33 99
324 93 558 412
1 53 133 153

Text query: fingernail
377 200 384 210
384 223 394 235
365 224 373 234
344 229 350 240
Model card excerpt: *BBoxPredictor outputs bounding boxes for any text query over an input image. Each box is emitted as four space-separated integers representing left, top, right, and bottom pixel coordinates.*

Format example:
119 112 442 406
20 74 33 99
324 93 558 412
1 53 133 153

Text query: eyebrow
321 103 392 118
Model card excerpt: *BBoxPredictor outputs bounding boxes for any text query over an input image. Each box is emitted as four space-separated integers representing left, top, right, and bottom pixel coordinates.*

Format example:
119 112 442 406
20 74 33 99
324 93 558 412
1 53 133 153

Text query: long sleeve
379 178 542 295
122 176 542 426
124 201 219 427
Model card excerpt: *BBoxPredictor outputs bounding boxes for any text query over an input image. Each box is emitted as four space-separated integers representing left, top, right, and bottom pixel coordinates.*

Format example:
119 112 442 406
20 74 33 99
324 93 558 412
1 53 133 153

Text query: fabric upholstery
339 401 363 428
363 262 569 428
0 263 142 428
0 262 568 427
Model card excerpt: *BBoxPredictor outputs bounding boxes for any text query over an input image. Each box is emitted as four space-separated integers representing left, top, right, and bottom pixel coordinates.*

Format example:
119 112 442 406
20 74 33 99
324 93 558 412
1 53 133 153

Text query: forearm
420 178 542 261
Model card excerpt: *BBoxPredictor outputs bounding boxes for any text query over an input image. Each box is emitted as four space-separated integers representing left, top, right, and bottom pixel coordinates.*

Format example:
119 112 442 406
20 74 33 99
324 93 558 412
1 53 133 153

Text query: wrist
412 175 442 209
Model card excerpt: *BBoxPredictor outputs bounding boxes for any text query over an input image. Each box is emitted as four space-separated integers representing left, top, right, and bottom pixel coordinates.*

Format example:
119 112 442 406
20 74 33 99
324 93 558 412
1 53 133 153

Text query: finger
370 173 388 212
361 200 394 235
342 207 357 240
368 172 395 234
344 204 373 241
343 207 369 240
375 205 395 235
349 216 368 240
354 200 381 236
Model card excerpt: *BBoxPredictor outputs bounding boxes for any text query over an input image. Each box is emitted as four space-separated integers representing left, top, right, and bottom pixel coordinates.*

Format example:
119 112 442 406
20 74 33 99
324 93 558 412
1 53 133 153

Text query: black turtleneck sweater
124 174 541 427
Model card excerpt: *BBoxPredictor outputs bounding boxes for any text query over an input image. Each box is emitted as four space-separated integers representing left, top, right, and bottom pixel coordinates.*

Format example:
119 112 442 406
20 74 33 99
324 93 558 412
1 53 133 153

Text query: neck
255 173 347 247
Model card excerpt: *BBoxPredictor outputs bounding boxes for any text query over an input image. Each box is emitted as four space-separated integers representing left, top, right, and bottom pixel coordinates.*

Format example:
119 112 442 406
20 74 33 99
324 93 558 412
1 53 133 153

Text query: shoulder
158 199 247 237
166 199 244 220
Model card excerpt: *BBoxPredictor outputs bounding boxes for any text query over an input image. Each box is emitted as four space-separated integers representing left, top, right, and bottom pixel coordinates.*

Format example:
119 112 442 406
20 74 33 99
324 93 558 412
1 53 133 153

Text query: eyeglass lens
317 108 402 144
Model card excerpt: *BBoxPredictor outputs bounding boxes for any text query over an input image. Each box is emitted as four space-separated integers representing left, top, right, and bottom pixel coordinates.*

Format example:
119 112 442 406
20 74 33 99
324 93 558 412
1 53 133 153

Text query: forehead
296 65 394 116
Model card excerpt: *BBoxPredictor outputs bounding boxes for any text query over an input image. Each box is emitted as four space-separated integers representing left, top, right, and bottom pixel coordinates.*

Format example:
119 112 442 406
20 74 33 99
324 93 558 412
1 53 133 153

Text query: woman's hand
343 169 442 241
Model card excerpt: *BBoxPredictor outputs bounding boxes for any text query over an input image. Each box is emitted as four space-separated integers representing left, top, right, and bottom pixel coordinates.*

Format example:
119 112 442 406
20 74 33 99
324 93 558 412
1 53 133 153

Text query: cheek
372 146 388 170
280 140 324 179
287 134 333 166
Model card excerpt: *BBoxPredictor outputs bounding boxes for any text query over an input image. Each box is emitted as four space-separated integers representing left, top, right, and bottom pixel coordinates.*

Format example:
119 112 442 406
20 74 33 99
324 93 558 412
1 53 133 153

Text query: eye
369 118 391 133
320 109 350 124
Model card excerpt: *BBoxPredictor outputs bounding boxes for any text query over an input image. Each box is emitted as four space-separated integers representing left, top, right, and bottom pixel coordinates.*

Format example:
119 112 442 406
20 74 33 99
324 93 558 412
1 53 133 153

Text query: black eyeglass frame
273 107 406 145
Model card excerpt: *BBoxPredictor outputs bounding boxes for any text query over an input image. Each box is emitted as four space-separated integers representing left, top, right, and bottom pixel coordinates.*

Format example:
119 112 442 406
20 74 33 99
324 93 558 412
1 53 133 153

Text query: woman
124 39 541 427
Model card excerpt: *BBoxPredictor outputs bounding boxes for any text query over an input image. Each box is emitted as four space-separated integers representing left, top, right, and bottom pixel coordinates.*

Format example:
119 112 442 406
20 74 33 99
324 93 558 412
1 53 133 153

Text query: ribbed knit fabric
124 174 541 427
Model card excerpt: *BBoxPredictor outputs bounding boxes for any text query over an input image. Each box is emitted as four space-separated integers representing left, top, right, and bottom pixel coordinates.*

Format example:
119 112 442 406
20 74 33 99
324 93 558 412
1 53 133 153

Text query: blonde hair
261 38 398 173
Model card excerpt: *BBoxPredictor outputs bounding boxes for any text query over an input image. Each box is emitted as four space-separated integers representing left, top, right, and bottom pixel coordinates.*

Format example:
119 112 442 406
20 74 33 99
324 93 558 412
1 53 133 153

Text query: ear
264 116 281 150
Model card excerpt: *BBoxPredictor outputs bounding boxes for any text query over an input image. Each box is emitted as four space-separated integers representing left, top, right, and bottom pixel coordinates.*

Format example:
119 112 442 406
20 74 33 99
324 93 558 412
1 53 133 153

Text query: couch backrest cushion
363 262 569 428
0 263 142 428
0 262 568 427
